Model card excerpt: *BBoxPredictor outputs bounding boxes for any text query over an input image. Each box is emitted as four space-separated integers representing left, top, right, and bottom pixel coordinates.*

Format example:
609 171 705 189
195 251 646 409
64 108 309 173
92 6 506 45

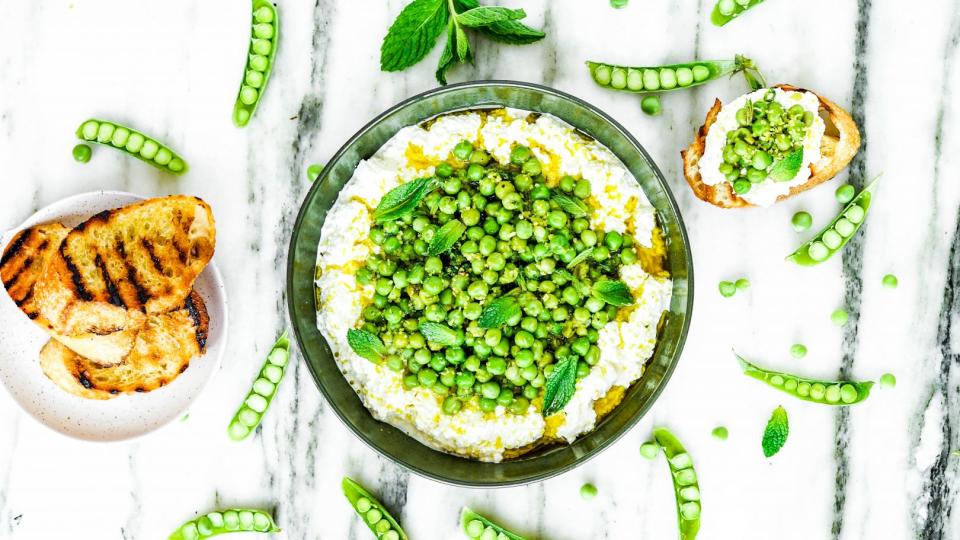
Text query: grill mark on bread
94 254 126 308
185 293 208 351
2 256 33 289
117 239 151 307
60 245 93 302
0 228 32 267
78 370 93 389
141 239 168 275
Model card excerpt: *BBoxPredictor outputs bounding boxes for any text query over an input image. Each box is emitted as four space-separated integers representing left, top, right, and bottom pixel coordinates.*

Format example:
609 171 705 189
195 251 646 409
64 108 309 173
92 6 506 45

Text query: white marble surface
1 1 959 539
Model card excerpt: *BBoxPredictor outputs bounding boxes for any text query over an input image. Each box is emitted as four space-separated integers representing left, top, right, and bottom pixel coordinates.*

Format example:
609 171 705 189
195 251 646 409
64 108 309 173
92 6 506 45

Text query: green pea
639 441 660 459
835 184 855 203
250 54 269 72
610 67 627 89
676 67 694 86
454 140 474 161
72 144 92 163
580 483 598 500
879 373 896 389
711 426 728 440
718 280 736 297
641 95 662 116
882 274 898 288
642 69 660 91
658 68 677 89
692 64 710 81
790 344 807 358
735 278 750 290
627 69 644 90
80 120 99 140
592 64 612 86
831 308 848 326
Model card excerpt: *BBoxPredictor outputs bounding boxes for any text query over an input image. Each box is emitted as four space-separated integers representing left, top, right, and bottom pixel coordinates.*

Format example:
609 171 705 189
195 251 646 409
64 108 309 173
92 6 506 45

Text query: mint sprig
382 0 545 85
762 405 789 457
543 356 578 415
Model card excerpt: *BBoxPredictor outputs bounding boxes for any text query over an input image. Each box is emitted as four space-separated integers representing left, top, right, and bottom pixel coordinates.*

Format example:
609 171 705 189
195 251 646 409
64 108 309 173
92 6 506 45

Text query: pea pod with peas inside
586 54 765 94
167 509 279 540
75 119 188 174
737 355 874 405
711 0 767 27
461 508 527 540
233 0 279 127
342 477 408 540
652 427 701 540
227 332 291 441
787 177 880 265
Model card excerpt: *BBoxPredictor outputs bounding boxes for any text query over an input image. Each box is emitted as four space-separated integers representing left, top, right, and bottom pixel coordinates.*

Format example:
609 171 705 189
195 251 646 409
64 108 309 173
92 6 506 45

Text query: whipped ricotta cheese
315 109 672 461
699 88 825 207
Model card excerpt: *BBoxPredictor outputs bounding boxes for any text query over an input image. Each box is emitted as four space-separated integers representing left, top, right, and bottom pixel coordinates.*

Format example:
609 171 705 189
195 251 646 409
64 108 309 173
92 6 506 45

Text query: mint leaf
478 296 521 328
436 19 457 84
566 247 594 269
380 0 449 72
373 177 436 222
769 148 804 182
543 356 578 415
478 20 546 44
418 322 463 346
592 280 633 307
457 7 525 27
454 24 471 62
427 219 466 255
762 405 789 457
552 193 589 217
347 329 386 364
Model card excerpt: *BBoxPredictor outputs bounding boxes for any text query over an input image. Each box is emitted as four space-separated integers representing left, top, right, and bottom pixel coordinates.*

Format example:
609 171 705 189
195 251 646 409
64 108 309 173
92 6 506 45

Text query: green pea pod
227 331 291 441
711 0 767 27
737 355 875 405
342 477 408 540
75 118 188 175
586 55 764 94
787 176 880 266
168 509 279 540
652 428 701 540
460 508 527 540
233 0 279 127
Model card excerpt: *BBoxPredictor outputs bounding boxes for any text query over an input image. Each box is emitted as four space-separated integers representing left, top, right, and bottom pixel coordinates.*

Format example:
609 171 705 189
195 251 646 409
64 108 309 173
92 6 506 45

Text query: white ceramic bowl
0 191 227 441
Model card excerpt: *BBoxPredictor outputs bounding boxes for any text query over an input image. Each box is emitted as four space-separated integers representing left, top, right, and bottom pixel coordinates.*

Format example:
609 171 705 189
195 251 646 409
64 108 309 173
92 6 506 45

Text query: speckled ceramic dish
287 81 693 486
0 191 228 441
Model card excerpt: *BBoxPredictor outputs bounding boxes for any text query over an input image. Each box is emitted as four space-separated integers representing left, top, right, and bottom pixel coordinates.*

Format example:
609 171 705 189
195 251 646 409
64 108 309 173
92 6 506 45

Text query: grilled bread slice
682 84 861 208
1 223 70 319
39 290 209 400
32 195 215 364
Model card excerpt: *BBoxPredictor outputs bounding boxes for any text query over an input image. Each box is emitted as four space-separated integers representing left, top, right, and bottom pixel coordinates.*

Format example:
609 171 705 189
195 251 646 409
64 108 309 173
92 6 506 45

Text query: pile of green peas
355 140 641 416
718 89 812 194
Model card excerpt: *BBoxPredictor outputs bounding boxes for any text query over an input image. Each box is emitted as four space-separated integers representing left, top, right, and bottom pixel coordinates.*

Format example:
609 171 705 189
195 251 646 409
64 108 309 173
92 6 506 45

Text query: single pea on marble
640 441 661 459
879 373 897 389
882 274 899 288
831 308 849 326
790 343 807 359
792 211 813 232
712 426 729 440
580 483 598 500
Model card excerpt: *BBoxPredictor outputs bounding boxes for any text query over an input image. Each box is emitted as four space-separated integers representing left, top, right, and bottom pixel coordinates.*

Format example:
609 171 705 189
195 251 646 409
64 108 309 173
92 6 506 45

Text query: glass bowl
287 81 693 487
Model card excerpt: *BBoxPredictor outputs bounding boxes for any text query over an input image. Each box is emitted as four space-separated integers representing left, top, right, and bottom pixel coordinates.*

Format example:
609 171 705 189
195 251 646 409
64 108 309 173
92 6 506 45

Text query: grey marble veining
1 0 960 538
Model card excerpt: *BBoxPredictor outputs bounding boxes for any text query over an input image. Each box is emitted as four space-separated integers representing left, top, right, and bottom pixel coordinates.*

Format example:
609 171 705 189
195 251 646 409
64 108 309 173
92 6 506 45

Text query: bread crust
681 84 861 208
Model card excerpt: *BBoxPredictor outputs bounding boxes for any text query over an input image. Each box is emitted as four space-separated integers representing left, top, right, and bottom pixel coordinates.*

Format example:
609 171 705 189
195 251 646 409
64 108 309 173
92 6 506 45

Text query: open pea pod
233 0 279 127
460 508 527 540
168 509 279 540
711 0 768 27
227 332 291 441
586 54 764 94
737 355 874 405
342 477 408 540
75 118 188 175
787 177 880 266
652 428 701 540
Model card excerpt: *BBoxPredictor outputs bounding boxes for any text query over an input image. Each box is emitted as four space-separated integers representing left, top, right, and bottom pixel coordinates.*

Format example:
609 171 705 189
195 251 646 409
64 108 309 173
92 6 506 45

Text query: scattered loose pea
791 211 812 232
879 373 896 389
307 163 323 182
75 119 187 175
609 0 629 7
835 184 855 204
831 309 849 327
735 278 750 290
718 280 736 297
580 483 598 500
641 95 662 116
882 274 898 288
72 143 92 163
640 441 661 459
790 343 807 359
711 426 729 440
234 1 278 127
